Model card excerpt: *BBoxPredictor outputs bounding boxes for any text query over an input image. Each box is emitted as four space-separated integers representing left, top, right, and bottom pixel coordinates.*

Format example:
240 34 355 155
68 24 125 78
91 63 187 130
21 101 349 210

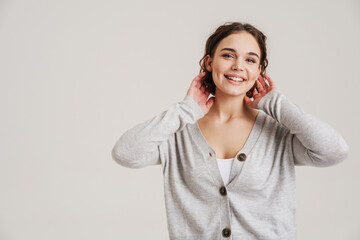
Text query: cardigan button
219 186 227 196
209 152 212 157
237 153 247 161
222 228 231 238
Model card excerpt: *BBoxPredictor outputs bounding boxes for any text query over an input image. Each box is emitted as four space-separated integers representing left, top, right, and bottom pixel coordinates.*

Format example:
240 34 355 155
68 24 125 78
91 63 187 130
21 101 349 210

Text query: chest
197 119 254 159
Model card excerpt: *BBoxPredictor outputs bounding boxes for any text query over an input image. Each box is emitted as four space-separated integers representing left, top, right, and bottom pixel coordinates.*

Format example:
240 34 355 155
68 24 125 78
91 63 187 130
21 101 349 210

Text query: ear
257 65 262 77
205 55 213 72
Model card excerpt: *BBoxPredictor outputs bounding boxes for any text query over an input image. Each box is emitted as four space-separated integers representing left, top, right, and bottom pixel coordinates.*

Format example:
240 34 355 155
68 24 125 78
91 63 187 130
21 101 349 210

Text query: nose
232 59 244 71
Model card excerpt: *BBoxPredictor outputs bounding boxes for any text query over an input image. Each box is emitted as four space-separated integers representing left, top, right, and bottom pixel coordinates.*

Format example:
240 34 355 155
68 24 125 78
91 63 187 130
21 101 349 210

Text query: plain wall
0 0 359 239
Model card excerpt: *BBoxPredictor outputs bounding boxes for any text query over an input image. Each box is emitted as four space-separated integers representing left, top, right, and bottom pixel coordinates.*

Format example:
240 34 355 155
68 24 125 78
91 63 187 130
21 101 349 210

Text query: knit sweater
111 89 349 240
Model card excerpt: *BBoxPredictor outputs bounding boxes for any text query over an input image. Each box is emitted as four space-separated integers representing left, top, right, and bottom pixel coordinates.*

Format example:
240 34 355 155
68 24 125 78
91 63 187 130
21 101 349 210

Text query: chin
222 89 247 96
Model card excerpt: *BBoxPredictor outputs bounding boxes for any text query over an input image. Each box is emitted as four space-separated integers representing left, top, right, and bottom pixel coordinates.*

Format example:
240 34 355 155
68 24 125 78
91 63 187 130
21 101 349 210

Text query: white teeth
226 75 244 82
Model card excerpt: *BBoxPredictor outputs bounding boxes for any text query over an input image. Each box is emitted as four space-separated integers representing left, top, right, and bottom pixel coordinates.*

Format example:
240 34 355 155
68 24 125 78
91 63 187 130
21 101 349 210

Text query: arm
257 89 350 167
111 95 204 169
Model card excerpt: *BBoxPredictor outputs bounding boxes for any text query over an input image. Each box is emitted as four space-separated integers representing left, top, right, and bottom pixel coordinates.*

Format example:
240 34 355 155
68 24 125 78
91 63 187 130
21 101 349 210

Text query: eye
222 54 233 59
247 58 256 63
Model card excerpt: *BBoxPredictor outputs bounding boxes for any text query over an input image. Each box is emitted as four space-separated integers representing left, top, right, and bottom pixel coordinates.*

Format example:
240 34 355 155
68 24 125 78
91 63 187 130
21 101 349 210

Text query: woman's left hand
244 73 276 109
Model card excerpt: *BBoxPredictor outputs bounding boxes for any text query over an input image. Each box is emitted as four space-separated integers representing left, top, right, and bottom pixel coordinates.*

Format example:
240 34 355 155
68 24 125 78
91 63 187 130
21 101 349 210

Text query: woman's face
205 31 262 96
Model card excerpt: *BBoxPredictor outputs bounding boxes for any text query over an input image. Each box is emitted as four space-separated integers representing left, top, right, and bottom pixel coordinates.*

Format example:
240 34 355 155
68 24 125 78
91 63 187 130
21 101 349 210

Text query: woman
112 22 349 240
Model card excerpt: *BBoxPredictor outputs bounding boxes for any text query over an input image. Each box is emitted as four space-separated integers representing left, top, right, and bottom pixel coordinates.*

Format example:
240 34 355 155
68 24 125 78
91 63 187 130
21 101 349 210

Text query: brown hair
198 22 268 97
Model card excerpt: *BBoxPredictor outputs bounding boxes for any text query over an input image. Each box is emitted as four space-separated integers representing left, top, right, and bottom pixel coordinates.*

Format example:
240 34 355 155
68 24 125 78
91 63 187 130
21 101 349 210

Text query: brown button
237 153 247 161
209 152 212 157
219 186 227 196
222 228 231 238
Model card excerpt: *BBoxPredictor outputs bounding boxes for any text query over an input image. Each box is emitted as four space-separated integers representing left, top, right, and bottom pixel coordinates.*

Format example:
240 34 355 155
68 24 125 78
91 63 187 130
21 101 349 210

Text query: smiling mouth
224 75 246 82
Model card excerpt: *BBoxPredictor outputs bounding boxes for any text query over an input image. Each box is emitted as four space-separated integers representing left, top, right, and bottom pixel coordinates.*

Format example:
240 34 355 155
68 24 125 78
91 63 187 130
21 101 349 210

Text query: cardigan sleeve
111 95 205 169
257 89 350 167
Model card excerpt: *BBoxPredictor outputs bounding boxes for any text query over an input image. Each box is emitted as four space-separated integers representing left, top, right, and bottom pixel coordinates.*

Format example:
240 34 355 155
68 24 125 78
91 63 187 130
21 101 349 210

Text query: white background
1 0 359 239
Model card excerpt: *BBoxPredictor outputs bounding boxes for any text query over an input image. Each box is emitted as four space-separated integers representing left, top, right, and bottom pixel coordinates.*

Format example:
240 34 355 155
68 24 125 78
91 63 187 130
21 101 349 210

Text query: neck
207 90 255 123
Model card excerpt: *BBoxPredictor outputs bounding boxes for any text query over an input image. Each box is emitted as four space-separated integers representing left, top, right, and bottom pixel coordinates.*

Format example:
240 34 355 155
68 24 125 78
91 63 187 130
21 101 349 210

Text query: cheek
212 72 221 85
249 67 260 79
212 64 225 79
213 59 228 70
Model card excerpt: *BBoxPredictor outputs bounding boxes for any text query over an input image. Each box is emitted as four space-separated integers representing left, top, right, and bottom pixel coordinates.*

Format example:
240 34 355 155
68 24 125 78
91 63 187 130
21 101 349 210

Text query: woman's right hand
186 72 215 115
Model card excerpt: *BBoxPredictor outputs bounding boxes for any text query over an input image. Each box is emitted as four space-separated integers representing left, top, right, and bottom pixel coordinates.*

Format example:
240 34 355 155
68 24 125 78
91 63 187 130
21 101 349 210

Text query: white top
216 158 234 186
216 158 245 186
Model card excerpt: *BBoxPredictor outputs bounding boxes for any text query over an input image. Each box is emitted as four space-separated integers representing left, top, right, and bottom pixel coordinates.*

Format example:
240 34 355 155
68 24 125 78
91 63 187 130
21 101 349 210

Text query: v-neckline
194 110 265 157
189 110 266 187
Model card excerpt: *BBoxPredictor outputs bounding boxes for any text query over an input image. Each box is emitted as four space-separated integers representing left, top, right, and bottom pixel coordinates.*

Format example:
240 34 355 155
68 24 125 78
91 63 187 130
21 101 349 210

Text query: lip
225 77 245 85
224 74 246 85
224 74 247 80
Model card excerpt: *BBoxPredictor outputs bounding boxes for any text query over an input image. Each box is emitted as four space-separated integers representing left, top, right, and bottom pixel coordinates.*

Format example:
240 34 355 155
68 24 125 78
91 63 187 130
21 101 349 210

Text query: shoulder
260 110 291 139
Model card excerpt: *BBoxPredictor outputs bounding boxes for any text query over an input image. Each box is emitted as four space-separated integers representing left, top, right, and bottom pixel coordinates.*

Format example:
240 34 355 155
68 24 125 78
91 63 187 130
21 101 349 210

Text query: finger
191 79 200 89
264 73 275 89
244 95 252 104
193 78 201 89
205 91 211 99
200 85 206 93
206 97 215 108
190 72 204 88
256 79 265 93
194 72 206 83
205 97 215 112
258 75 269 89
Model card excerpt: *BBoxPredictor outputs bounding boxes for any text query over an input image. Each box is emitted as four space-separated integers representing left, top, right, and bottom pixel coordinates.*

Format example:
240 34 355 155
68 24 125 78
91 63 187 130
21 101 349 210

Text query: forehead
216 32 261 56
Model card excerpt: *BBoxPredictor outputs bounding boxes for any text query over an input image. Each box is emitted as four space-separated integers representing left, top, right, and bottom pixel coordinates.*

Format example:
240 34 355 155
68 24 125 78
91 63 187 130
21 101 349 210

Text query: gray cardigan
111 89 349 240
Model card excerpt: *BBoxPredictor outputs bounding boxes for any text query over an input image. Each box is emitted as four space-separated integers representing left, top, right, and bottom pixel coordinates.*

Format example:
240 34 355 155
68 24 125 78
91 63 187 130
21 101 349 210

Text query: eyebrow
220 48 260 59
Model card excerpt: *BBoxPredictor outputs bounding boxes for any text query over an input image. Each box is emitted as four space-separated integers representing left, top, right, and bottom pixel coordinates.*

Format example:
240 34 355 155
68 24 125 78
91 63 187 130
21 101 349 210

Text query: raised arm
111 73 214 169
252 74 349 167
